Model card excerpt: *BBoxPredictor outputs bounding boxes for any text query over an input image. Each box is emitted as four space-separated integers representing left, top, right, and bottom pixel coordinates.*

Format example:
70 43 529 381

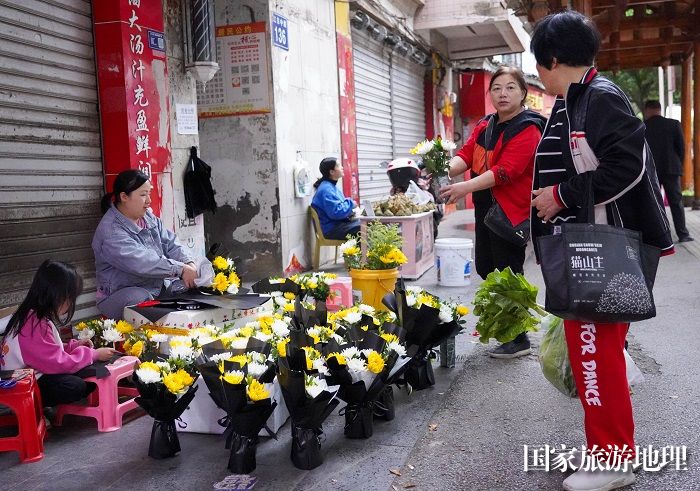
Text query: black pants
473 201 526 280
37 374 96 407
659 174 690 240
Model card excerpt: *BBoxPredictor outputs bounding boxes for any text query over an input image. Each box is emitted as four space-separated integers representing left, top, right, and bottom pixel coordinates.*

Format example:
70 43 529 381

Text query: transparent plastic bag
538 314 577 398
405 181 434 206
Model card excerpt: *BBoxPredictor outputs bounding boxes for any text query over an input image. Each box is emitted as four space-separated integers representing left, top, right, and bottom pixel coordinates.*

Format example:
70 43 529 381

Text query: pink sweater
14 313 97 374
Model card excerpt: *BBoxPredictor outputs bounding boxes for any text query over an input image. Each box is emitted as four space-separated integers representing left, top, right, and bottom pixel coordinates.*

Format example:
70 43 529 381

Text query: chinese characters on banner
93 0 171 215
197 22 271 118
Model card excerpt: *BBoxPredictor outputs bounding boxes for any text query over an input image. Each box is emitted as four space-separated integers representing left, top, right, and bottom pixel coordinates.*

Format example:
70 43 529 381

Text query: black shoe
678 236 695 243
489 338 531 359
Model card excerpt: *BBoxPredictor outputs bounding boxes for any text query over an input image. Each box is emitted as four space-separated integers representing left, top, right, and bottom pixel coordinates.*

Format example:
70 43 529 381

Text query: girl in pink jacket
0 260 116 406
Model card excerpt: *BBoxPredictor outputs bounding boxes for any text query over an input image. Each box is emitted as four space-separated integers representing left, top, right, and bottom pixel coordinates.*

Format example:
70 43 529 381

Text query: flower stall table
359 211 435 280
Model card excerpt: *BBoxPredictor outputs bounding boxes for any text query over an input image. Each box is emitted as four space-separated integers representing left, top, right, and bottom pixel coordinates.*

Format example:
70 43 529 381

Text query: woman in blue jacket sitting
311 157 360 240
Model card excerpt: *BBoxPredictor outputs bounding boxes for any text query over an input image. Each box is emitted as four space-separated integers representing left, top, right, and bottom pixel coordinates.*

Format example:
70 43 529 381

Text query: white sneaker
562 468 635 491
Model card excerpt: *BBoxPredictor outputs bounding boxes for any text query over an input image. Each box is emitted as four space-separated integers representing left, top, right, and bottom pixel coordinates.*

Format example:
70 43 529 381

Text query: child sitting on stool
0 260 116 407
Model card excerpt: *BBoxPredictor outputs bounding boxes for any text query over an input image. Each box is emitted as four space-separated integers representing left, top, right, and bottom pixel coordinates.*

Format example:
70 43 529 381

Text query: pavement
2 206 699 491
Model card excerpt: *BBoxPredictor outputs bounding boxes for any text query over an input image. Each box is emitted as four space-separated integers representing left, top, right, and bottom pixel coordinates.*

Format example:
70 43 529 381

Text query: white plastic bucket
435 238 473 287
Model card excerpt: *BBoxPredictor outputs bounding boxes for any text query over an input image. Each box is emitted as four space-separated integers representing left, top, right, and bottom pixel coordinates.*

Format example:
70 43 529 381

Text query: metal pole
681 55 693 193
658 66 666 111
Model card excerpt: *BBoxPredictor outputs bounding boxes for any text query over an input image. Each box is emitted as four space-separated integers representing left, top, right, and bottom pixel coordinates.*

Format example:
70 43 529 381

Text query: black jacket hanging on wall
184 146 217 218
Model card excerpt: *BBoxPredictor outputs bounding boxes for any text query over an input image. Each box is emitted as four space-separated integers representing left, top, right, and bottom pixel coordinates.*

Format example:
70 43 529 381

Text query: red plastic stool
54 356 140 432
0 371 47 463
326 276 353 311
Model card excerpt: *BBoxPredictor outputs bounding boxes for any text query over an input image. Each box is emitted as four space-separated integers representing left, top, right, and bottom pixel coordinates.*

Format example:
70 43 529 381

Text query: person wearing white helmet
386 157 421 194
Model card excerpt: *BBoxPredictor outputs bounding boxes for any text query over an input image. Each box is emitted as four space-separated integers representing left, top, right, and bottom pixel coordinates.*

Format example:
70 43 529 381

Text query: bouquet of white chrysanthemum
132 354 199 459
74 318 135 349
289 271 338 303
409 136 456 177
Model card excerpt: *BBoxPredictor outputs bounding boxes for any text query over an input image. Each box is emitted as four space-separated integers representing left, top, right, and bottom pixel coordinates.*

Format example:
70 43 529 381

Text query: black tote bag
536 180 661 323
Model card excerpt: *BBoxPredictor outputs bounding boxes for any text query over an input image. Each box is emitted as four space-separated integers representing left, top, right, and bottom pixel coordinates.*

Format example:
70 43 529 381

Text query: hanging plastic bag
538 314 577 398
624 349 645 386
404 180 434 206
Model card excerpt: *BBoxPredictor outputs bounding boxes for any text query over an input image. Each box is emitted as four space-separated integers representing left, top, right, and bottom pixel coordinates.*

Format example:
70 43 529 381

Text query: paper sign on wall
176 104 198 134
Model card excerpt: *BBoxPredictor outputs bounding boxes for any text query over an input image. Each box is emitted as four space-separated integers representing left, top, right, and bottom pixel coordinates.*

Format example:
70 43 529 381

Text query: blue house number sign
272 13 289 51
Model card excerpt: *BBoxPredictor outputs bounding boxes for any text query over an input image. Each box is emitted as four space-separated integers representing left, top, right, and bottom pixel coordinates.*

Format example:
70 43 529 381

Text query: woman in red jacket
440 66 545 358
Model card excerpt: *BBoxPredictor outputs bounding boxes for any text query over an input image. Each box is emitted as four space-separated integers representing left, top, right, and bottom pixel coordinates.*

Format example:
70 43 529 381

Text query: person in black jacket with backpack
643 100 693 243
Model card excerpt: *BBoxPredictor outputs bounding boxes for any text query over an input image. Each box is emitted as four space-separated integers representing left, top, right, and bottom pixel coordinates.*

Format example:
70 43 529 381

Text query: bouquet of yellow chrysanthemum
122 328 170 358
193 333 278 473
210 255 241 295
339 221 407 271
289 271 337 302
74 318 135 349
132 351 199 459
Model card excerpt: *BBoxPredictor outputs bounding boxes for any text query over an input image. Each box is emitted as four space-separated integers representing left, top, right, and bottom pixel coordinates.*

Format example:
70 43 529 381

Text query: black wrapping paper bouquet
133 358 199 459
391 286 468 390
196 339 278 474
276 344 340 470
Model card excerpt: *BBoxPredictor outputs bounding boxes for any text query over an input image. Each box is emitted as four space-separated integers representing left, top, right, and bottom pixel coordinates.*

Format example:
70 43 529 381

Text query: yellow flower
283 302 295 313
326 352 346 365
115 320 134 334
277 338 288 358
228 354 248 367
326 273 337 279
221 370 245 385
310 333 320 345
138 361 161 373
128 340 144 357
75 322 88 331
212 272 229 293
366 351 385 374
307 281 318 289
456 305 469 316
380 333 399 344
380 248 408 265
343 245 360 256
212 256 229 271
145 329 159 340
418 293 437 308
246 379 270 402
163 369 193 395
283 292 296 300
228 271 241 287
238 326 254 338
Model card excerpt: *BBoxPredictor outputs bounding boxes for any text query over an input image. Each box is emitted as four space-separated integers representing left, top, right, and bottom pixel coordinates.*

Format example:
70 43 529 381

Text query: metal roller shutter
0 0 102 318
352 27 426 203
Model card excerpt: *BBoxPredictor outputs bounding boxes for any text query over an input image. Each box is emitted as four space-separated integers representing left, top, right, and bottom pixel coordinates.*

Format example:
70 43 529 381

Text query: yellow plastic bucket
349 268 399 311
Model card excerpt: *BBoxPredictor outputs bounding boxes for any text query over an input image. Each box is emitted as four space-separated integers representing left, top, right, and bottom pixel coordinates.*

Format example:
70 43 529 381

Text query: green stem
533 304 547 317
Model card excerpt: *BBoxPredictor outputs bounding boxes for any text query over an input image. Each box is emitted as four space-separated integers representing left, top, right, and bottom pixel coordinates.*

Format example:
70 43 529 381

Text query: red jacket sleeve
490 125 542 186
455 120 488 169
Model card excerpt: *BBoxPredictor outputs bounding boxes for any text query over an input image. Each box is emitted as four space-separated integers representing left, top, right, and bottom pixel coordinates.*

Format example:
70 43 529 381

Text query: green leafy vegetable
472 267 546 344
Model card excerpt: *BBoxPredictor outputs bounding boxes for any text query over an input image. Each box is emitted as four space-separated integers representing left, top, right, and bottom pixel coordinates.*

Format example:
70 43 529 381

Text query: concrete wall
199 0 282 278
269 0 342 272
163 0 206 259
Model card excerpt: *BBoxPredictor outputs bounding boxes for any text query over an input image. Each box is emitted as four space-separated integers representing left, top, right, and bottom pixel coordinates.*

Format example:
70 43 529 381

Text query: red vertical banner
93 0 171 215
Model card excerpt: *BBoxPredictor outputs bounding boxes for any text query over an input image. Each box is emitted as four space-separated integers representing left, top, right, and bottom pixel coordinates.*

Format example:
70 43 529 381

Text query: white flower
358 304 375 315
272 319 290 337
339 238 358 254
169 344 195 361
312 358 329 376
406 294 417 307
226 258 234 269
344 311 362 324
149 333 169 343
269 278 285 284
305 376 328 399
439 305 453 323
385 311 397 321
388 341 407 357
270 291 283 298
77 328 95 340
414 139 435 155
360 349 375 358
406 286 423 294
102 319 116 330
170 335 191 345
135 367 161 384
102 327 123 343
227 283 239 295
245 321 261 330
253 332 272 343
230 338 248 349
248 351 267 364
307 326 320 338
331 333 344 344
156 361 171 371
346 357 367 373
441 139 457 151
247 362 268 378
341 346 359 359
210 352 233 363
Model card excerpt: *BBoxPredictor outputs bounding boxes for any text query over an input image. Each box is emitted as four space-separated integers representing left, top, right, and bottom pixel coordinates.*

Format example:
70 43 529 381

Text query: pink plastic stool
326 276 353 311
54 356 140 432
0 371 47 463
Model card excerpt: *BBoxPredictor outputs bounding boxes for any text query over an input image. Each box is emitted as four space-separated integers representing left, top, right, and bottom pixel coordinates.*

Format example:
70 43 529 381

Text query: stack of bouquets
323 305 410 438
251 277 302 315
210 255 242 294
274 331 340 470
393 286 468 390
74 318 135 348
196 334 278 474
132 340 200 459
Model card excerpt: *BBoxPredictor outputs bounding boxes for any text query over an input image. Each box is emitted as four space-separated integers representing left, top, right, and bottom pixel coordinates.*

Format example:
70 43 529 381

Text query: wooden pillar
681 55 693 192
694 40 700 209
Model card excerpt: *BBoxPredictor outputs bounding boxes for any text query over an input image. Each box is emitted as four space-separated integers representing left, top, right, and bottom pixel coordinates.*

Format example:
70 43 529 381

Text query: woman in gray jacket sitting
92 170 199 319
